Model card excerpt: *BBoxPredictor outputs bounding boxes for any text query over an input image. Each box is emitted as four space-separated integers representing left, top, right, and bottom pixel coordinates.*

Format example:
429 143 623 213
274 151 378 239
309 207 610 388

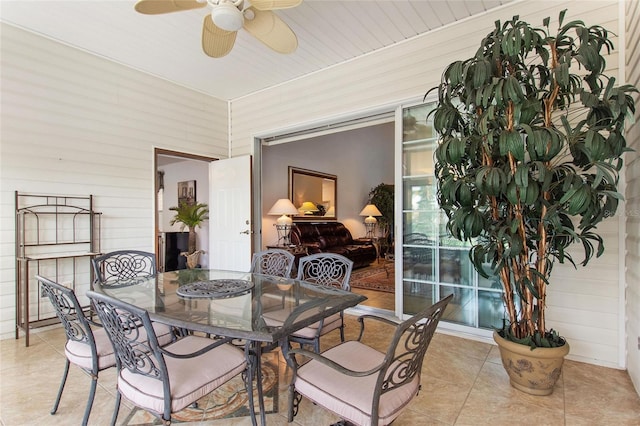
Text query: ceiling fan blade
243 7 298 54
134 0 206 15
250 0 302 11
202 15 237 58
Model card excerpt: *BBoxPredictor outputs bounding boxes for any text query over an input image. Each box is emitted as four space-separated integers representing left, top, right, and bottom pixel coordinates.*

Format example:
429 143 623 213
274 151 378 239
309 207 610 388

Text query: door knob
240 229 251 235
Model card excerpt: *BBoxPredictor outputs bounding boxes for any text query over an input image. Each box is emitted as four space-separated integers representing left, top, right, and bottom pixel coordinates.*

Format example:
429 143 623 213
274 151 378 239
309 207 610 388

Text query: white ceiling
0 0 514 101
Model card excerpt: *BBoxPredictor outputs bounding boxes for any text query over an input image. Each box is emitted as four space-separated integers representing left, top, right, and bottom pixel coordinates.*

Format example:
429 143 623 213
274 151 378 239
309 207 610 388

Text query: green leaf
522 179 540 205
463 208 485 239
470 245 492 278
446 60 464 86
515 164 529 188
169 202 209 230
448 137 466 164
499 130 524 160
506 181 520 205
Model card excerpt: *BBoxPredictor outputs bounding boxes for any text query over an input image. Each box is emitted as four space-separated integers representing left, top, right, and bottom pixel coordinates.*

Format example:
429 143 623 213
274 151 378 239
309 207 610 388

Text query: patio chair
90 249 179 332
290 253 354 352
250 248 296 277
87 290 256 426
91 250 157 286
286 294 453 426
36 275 117 426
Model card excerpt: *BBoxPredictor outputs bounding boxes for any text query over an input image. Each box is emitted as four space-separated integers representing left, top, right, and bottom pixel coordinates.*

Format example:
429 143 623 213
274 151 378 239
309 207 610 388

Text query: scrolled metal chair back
376 294 452 398
296 253 353 290
88 291 165 380
92 250 157 286
38 276 94 347
250 249 295 277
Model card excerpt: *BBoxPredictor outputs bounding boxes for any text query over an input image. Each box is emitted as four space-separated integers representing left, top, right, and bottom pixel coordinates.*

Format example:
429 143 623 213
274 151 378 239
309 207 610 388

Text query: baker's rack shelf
15 192 101 346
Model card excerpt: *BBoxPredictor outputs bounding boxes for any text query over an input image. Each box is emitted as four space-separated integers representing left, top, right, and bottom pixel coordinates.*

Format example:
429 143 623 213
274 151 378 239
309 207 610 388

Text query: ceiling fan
134 0 302 58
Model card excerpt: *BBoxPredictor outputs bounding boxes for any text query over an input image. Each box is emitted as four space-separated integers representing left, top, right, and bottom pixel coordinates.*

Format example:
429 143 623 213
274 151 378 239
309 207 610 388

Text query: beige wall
0 23 229 339
260 122 395 246
231 0 630 370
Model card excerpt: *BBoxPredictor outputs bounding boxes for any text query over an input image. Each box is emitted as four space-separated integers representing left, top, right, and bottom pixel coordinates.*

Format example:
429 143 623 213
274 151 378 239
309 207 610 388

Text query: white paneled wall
230 1 627 368
0 23 229 339
625 0 640 393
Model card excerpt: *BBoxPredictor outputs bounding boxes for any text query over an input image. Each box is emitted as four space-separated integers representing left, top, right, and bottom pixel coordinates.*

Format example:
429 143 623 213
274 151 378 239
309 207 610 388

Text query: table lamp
299 201 319 215
268 199 299 245
359 204 382 238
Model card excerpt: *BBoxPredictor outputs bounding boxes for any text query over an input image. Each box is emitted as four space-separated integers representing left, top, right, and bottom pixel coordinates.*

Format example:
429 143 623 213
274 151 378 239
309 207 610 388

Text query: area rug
125 351 279 424
350 263 395 293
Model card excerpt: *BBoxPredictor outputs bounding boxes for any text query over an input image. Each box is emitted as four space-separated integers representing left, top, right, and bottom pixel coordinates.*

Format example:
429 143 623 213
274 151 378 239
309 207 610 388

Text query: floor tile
2 312 639 426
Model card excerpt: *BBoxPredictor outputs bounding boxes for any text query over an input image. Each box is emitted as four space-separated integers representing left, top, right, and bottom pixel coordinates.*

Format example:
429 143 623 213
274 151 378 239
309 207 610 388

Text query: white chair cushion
291 315 342 339
118 335 247 415
65 322 172 371
262 309 342 339
153 322 175 346
65 327 116 370
295 340 420 426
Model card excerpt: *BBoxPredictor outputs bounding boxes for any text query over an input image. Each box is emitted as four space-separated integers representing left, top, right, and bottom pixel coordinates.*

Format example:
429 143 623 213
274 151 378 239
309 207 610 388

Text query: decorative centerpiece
176 279 254 299
428 10 637 395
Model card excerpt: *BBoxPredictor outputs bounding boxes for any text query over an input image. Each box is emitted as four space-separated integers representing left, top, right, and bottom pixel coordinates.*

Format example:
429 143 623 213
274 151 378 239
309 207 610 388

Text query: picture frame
178 180 196 206
289 166 337 221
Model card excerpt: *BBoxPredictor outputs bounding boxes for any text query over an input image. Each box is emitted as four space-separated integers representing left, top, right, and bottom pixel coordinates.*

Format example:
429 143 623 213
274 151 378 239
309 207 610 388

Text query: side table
354 237 383 263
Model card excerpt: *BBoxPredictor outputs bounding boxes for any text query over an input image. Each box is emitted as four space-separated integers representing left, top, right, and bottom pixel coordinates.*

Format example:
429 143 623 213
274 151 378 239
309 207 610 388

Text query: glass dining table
92 268 367 425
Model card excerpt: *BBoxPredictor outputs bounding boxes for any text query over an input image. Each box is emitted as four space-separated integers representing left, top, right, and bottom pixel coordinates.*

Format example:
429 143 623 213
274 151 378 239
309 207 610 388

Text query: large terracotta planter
493 330 569 396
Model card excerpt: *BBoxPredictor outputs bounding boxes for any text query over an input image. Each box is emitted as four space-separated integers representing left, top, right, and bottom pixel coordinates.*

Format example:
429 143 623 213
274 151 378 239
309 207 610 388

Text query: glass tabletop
94 269 367 343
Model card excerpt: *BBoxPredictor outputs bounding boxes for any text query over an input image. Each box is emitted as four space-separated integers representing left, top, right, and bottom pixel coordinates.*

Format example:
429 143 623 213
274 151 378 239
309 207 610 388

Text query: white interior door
209 155 253 271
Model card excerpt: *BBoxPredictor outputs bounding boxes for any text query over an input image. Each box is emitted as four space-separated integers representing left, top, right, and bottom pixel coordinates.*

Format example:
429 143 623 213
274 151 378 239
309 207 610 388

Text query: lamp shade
268 198 299 226
359 204 382 218
299 201 319 214
360 204 382 226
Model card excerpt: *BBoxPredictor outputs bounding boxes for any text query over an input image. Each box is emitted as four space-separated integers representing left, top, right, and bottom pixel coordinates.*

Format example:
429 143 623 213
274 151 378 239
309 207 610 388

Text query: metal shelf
15 192 101 347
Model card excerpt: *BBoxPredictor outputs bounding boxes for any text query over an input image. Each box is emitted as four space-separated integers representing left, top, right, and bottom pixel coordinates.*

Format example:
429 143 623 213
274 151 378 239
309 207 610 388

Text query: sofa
290 222 377 269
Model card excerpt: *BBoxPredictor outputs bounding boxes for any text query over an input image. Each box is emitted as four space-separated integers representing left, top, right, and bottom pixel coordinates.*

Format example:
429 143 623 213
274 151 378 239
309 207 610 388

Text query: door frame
252 102 404 317
154 148 218 271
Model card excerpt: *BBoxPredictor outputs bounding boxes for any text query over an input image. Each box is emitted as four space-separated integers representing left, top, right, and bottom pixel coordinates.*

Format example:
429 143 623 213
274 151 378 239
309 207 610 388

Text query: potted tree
428 11 637 395
169 202 209 269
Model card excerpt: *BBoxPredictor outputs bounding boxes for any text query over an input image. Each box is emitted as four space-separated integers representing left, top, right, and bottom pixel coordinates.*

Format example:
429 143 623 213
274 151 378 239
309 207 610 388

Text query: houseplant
169 202 209 269
428 11 637 394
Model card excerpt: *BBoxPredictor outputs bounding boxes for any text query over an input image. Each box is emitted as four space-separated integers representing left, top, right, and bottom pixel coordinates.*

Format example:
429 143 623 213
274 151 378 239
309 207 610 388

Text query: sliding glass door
397 101 504 332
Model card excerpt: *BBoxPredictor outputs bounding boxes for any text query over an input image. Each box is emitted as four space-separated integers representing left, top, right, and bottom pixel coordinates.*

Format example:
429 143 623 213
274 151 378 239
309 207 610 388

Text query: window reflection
401 101 503 332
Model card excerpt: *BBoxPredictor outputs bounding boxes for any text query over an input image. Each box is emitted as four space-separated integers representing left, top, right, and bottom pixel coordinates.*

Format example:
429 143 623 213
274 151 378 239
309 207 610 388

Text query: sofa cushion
316 236 328 250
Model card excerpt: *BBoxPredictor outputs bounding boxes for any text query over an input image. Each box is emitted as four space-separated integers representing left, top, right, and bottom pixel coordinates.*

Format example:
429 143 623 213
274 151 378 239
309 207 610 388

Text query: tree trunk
188 228 197 254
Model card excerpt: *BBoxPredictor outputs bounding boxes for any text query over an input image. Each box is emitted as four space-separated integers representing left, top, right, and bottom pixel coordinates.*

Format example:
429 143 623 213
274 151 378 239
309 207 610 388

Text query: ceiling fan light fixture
211 3 244 31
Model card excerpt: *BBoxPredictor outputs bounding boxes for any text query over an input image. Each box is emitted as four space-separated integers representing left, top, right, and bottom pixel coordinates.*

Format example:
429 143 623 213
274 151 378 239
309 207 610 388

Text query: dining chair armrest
356 314 399 341
85 316 103 328
288 346 384 377
158 335 236 359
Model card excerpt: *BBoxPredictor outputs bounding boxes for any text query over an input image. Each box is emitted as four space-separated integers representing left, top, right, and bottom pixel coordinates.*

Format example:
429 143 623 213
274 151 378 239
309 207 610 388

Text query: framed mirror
289 167 337 221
